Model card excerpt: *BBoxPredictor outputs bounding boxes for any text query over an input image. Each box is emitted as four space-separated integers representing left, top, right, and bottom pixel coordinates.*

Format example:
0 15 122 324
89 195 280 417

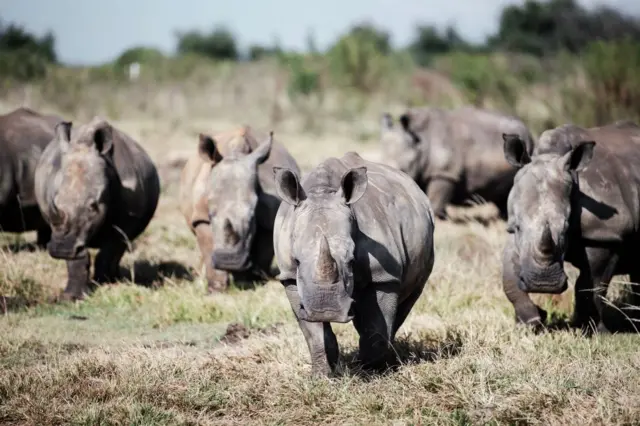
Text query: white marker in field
128 62 141 81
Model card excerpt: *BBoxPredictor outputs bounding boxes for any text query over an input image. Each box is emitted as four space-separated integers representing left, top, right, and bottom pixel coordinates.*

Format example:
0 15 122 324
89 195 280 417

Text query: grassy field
1 88 640 425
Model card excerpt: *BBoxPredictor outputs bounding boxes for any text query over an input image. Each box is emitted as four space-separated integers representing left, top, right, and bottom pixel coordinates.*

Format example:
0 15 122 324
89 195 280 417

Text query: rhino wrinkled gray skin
35 117 160 300
380 106 534 219
179 126 300 291
206 130 300 282
502 122 640 333
0 107 63 246
273 151 435 376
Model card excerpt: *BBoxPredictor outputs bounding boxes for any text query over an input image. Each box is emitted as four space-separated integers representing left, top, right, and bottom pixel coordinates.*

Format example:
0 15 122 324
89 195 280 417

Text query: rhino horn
539 223 555 257
314 234 338 283
223 219 240 246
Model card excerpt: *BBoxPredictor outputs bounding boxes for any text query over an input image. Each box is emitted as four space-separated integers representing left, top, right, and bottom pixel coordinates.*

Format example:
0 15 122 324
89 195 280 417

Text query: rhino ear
198 133 223 163
93 122 114 156
338 167 367 205
55 121 72 151
503 133 531 168
273 166 305 206
250 131 273 165
563 140 595 173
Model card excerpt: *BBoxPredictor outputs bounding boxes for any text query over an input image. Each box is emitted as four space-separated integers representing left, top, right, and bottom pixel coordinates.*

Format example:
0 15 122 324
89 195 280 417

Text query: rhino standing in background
380 106 535 220
35 117 160 300
273 151 435 376
179 126 300 292
0 107 63 246
502 122 640 333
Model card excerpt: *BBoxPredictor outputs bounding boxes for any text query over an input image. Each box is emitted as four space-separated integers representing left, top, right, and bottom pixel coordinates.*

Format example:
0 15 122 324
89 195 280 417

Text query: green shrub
582 38 640 124
327 23 391 93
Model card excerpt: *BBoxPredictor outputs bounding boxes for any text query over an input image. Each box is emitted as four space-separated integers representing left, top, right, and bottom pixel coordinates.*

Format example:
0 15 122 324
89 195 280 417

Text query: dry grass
1 80 639 426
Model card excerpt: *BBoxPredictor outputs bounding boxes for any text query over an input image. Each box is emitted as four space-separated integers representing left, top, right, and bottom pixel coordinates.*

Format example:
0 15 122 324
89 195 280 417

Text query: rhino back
0 107 61 209
568 126 640 242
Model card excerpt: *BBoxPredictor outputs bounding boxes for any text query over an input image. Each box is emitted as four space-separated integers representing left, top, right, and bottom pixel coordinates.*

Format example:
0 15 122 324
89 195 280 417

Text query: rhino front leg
426 177 456 219
60 254 92 301
353 284 399 370
283 281 339 376
195 223 229 292
36 226 51 249
572 247 618 334
93 238 128 284
502 237 547 328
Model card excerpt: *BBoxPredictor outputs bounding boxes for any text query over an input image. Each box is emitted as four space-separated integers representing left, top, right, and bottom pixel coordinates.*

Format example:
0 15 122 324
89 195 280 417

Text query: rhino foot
207 276 229 293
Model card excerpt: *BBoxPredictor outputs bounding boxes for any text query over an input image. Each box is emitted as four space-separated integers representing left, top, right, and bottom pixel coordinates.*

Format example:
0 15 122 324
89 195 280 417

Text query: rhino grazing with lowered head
380 106 534 220
273 151 435 376
35 117 160 300
0 107 64 246
502 121 640 333
179 126 300 292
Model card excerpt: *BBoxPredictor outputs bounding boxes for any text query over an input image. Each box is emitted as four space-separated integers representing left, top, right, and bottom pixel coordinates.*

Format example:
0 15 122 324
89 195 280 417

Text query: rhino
273 151 435 376
179 126 300 291
502 121 640 333
379 106 534 220
34 117 160 300
0 107 63 246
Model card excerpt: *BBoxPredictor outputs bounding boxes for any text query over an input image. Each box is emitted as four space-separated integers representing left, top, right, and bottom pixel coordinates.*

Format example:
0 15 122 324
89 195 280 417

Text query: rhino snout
47 234 86 260
298 287 355 323
518 264 568 294
211 248 252 272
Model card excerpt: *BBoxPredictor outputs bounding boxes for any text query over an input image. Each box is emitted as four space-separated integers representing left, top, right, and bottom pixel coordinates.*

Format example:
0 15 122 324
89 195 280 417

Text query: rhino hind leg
283 281 339 376
60 254 93 301
353 285 399 371
571 247 618 334
93 239 128 284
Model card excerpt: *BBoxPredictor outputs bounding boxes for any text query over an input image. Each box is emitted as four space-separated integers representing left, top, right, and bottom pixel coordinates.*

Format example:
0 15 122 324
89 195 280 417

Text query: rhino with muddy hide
379 106 534 220
0 107 64 246
502 121 640 333
272 151 436 376
179 126 300 292
34 117 160 301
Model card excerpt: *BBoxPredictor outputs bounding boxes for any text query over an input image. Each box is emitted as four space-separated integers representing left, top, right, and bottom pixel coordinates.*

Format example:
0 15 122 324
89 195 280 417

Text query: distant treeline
2 0 640 73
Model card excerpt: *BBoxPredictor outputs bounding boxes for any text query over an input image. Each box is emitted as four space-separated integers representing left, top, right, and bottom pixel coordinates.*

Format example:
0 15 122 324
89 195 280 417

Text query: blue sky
4 0 640 65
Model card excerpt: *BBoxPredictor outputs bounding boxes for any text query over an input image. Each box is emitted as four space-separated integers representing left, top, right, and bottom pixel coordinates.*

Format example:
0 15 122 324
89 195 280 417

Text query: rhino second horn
314 234 338 283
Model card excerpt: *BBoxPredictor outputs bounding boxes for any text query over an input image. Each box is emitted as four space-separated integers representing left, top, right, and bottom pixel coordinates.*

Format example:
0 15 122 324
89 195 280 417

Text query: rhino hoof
56 291 86 303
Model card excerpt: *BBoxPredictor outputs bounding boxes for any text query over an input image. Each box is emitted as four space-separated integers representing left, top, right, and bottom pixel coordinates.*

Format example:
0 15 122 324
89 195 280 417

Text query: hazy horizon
4 0 640 65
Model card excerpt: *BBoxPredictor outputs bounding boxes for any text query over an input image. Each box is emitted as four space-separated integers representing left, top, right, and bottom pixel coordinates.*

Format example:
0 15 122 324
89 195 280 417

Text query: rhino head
273 164 368 323
200 131 273 272
379 112 422 180
503 133 596 294
47 119 116 260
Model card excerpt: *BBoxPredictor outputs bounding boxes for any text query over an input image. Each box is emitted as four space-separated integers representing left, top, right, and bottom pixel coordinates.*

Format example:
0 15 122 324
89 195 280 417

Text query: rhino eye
506 224 519 234
294 258 300 267
89 200 99 213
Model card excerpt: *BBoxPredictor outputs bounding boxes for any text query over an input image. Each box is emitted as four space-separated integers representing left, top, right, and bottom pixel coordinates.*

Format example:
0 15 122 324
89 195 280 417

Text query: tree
175 26 238 60
488 0 640 56
409 24 470 65
0 19 58 80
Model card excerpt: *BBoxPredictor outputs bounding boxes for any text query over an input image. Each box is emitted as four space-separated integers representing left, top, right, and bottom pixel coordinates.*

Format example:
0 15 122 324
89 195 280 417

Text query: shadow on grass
527 303 640 336
336 329 464 380
0 241 43 254
119 260 195 288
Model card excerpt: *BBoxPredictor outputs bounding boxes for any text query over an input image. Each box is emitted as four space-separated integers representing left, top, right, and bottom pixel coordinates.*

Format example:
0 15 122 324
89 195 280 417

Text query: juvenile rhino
273 151 435 376
0 107 63 246
380 106 534 219
179 126 300 291
35 117 160 300
502 122 640 333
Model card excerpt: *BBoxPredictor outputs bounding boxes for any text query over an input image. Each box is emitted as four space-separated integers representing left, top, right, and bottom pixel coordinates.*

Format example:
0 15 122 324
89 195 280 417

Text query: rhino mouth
211 248 252 272
518 276 568 294
47 235 87 260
